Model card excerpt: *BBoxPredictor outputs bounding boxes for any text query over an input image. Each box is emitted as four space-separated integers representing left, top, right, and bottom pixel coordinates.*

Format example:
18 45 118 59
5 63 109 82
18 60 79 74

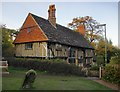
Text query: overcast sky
1 1 119 46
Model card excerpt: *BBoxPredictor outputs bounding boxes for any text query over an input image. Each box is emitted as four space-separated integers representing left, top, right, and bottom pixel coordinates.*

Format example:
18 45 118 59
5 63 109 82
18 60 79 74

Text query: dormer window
27 27 31 33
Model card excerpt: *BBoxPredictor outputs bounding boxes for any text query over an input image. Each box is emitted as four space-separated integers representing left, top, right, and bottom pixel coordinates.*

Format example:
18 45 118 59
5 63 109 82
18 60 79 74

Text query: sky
1 1 119 46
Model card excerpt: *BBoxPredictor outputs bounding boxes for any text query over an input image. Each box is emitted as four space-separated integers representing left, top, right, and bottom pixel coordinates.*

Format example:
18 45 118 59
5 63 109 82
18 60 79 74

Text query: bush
88 70 99 77
102 64 120 84
96 55 105 66
102 56 120 84
7 57 85 76
87 65 99 77
90 65 99 71
109 56 120 64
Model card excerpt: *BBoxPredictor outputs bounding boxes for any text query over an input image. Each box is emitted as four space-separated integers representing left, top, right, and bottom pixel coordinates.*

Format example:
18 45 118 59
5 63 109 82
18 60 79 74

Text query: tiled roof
14 27 48 43
13 14 48 44
31 13 94 49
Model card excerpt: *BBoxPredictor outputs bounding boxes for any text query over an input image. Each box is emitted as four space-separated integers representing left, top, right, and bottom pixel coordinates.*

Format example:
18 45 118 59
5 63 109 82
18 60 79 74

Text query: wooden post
99 66 102 79
75 49 78 66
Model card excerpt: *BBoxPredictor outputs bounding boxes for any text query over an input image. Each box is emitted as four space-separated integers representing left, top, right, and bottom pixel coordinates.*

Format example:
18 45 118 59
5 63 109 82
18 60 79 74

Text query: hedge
102 56 120 84
6 57 85 76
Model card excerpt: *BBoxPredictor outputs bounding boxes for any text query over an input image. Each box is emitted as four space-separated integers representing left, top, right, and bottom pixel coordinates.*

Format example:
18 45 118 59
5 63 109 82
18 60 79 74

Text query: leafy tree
111 46 120 57
68 16 104 47
96 38 113 56
1 25 17 57
96 37 119 64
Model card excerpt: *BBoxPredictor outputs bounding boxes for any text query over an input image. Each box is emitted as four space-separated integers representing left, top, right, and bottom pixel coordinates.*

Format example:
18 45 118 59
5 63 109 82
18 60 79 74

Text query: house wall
47 43 84 59
15 41 94 66
85 49 94 57
15 42 47 57
78 49 84 58
85 49 94 64
47 43 68 58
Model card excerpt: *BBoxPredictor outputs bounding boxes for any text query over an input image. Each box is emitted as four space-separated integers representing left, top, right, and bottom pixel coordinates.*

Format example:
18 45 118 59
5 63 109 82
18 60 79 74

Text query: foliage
102 49 120 84
7 58 85 76
2 26 18 57
95 37 118 64
88 70 99 77
68 16 104 47
96 55 105 66
96 37 113 56
111 46 120 57
14 58 64 63
102 64 120 84
109 56 120 64
90 65 99 71
84 65 99 77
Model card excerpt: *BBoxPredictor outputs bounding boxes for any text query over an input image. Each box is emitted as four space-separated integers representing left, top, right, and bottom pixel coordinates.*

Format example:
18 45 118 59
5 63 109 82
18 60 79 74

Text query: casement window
25 43 33 50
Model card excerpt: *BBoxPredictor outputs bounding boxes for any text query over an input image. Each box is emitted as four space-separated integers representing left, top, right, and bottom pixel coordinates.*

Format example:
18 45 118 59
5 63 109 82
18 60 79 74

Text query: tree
96 38 113 55
95 36 119 64
68 16 104 47
111 46 120 58
1 25 17 57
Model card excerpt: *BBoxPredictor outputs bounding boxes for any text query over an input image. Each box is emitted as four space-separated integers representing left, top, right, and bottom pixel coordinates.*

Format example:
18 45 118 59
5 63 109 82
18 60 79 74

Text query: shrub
7 57 85 76
109 56 120 64
102 64 120 84
96 55 105 66
88 70 99 77
102 56 120 84
83 65 99 77
90 65 99 71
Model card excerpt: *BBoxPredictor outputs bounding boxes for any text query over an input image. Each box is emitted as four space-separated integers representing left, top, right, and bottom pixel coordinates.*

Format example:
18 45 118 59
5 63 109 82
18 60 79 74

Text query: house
13 4 94 66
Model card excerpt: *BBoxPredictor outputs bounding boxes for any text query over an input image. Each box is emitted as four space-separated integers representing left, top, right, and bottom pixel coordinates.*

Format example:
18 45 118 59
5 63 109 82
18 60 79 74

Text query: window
27 27 31 33
69 48 75 57
25 43 33 50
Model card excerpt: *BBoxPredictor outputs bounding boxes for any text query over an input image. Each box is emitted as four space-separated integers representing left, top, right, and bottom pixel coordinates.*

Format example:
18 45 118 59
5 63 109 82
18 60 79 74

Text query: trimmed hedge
7 57 85 76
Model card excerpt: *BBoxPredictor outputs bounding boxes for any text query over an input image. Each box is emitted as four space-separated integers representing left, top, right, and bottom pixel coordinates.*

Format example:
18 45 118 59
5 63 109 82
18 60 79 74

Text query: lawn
2 67 113 90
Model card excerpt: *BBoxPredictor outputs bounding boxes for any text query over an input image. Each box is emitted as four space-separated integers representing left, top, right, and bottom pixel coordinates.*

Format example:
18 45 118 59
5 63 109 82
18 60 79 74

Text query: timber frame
14 11 94 66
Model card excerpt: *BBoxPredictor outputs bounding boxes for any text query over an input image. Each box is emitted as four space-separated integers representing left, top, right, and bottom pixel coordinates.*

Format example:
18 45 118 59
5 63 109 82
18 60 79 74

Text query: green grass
2 67 113 90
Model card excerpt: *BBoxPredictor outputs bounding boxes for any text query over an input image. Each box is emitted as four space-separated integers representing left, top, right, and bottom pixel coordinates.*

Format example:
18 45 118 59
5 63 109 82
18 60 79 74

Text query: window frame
25 43 33 50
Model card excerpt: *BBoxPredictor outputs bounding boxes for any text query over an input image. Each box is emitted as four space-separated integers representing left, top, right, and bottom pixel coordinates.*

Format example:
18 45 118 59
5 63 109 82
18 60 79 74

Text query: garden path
87 77 120 91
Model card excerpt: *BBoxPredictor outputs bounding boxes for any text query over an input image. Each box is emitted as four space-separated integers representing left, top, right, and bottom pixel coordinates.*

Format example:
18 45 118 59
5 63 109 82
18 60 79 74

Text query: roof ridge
30 13 49 22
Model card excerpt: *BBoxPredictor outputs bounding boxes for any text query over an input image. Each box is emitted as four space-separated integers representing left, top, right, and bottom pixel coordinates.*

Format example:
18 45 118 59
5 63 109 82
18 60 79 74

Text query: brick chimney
48 4 56 27
77 24 85 36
